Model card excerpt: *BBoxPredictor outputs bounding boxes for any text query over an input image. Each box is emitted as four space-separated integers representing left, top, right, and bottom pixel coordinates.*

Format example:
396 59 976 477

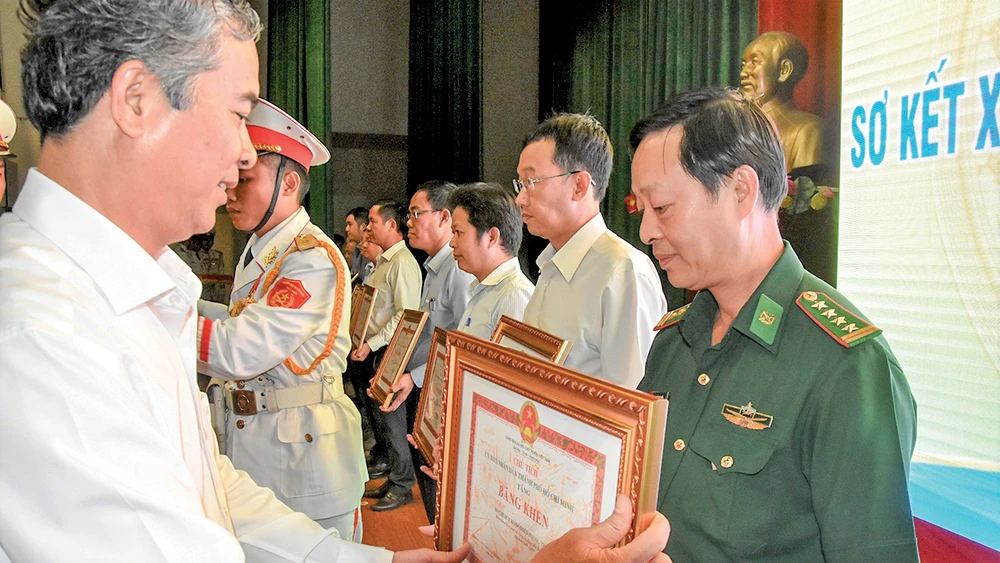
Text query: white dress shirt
458 257 534 340
522 214 667 387
0 169 391 562
363 239 422 351
406 244 474 387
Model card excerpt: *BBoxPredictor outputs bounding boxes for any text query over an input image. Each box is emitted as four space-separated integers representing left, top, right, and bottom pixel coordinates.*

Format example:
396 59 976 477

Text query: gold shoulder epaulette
796 291 881 348
654 303 691 331
294 233 320 251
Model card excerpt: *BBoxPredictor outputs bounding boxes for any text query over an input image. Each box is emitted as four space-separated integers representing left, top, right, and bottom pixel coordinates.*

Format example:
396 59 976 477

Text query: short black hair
258 153 311 202
449 183 522 257
415 180 459 210
629 87 787 211
372 199 408 238
523 113 613 201
347 206 369 227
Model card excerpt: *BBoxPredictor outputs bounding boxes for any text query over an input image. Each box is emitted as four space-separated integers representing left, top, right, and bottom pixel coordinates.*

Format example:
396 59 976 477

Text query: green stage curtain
408 0 482 191
540 0 757 306
267 0 333 232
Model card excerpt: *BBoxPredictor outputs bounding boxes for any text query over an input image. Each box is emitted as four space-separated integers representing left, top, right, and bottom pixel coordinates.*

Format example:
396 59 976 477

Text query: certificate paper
413 328 448 463
463 392 611 561
437 333 666 561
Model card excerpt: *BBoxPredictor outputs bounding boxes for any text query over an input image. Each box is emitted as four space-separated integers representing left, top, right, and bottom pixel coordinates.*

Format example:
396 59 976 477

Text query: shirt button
721 455 734 468
236 419 245 429
304 433 313 443
673 439 686 451
698 373 711 386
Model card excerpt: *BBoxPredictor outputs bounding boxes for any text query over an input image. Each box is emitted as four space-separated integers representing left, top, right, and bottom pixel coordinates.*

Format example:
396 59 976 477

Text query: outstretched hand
391 543 471 563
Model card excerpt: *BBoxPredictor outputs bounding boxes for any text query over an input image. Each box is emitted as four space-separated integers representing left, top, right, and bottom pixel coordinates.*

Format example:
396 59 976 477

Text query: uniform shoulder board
654 303 691 331
294 233 320 251
796 291 882 348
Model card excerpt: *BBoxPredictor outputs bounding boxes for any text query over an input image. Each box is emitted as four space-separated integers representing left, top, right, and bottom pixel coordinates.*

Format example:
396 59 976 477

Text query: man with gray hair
0 1 467 561
515 114 667 387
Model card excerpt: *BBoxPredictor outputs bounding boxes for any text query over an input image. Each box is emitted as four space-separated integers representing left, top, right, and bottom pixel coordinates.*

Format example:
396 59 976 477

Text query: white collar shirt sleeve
521 214 668 388
0 169 391 563
407 245 474 387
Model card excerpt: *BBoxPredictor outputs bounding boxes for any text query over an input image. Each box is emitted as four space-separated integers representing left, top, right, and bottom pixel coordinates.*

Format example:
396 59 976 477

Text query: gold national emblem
722 402 773 430
518 401 541 445
802 291 818 302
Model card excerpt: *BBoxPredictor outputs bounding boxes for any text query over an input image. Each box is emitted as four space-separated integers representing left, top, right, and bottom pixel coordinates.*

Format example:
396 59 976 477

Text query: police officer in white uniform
197 99 367 542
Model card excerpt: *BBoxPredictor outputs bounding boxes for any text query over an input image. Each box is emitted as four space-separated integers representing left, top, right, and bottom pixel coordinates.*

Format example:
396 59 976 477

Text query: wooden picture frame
369 309 429 408
412 327 449 464
349 284 377 351
436 332 667 561
490 315 572 364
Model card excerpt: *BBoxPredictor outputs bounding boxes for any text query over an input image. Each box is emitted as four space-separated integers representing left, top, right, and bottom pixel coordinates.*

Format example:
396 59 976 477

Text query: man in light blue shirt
450 183 534 340
377 180 473 519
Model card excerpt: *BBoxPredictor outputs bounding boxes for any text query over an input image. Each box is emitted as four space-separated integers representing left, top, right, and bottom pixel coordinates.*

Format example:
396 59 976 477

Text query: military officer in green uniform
629 87 919 562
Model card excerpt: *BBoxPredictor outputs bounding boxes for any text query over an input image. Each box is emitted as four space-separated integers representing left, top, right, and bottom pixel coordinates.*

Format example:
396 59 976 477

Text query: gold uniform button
698 373 711 386
721 455 733 468
236 419 245 429
305 433 313 443
236 381 245 389
673 439 686 451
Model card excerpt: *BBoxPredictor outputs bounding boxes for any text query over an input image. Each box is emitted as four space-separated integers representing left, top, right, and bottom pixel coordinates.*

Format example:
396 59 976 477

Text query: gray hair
19 0 262 140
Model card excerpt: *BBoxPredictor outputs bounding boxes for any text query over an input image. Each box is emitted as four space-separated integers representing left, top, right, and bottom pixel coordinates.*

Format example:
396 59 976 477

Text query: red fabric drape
757 0 842 123
914 518 1000 562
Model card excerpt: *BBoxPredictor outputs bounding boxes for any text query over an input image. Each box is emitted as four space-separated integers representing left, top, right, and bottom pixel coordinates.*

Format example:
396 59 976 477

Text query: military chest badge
262 246 279 267
722 402 773 430
267 278 312 309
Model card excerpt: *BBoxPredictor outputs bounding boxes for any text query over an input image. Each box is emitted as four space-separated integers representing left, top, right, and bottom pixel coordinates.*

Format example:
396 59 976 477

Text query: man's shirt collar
13 168 195 315
245 207 308 265
424 243 454 274
679 242 803 355
536 213 607 282
471 257 520 292
378 239 408 264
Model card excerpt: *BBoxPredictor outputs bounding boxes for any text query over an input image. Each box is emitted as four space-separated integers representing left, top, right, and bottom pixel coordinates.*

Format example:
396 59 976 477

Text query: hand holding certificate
436 332 668 562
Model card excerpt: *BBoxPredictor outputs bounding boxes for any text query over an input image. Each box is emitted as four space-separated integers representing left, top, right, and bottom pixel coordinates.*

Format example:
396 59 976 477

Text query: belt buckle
231 389 258 416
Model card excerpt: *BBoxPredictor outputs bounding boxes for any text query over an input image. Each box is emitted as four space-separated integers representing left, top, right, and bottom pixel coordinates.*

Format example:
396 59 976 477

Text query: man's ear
731 165 760 219
439 207 452 226
777 58 795 83
487 226 501 248
570 170 594 202
109 60 164 138
280 168 301 197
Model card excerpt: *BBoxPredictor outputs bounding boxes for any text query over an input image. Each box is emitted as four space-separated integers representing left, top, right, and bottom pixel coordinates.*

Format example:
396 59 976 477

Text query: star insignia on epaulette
797 291 881 348
654 303 690 331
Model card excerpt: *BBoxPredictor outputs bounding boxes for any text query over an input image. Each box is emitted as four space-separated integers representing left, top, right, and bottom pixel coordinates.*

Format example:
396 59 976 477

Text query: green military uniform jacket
639 243 919 562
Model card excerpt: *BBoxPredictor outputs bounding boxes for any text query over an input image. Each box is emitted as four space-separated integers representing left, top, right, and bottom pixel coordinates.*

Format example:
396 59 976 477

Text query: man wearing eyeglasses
373 180 475 517
514 114 668 388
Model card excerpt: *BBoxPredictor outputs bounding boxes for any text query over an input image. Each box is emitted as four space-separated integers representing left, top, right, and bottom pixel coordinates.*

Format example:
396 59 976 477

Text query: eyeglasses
406 209 441 221
512 170 584 194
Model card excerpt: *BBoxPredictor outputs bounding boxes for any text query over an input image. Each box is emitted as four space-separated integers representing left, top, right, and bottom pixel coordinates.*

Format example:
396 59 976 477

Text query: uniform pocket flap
689 421 778 476
276 409 339 443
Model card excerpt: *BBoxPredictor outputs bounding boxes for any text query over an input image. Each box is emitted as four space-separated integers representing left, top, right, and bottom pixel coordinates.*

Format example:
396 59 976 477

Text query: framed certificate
412 327 449 464
490 315 571 364
349 285 377 351
370 309 429 407
436 332 667 561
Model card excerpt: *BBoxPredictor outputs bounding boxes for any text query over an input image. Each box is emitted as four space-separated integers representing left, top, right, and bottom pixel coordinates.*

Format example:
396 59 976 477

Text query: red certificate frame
370 309 428 407
349 284 377 351
490 315 571 364
436 332 667 561
412 327 448 464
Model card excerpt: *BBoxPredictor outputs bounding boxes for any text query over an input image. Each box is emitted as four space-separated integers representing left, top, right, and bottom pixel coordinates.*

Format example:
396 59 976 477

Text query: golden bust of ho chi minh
741 31 823 173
